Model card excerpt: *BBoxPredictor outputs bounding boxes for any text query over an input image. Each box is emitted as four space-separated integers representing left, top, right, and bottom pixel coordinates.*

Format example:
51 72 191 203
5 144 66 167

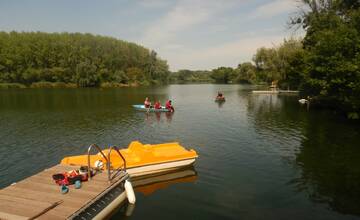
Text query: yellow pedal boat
61 141 198 177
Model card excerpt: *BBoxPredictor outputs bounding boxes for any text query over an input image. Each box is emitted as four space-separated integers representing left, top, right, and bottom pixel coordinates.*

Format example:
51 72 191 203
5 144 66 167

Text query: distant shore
0 82 140 89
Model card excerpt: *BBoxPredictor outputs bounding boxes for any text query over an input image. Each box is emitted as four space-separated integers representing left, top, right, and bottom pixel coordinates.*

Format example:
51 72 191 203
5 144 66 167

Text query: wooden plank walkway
0 164 126 220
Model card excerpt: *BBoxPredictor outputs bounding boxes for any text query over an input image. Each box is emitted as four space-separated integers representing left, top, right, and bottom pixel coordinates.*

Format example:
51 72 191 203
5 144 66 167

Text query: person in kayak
216 92 225 100
165 100 174 112
144 97 151 108
154 100 161 109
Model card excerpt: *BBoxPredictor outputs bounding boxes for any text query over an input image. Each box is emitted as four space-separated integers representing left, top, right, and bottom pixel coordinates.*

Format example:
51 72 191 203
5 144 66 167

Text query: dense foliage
170 39 304 88
294 0 360 118
0 32 170 87
170 69 213 83
173 0 360 118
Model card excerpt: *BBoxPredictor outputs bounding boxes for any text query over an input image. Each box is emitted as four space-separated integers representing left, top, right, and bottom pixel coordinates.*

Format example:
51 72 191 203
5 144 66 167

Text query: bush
30 81 77 88
100 82 129 88
30 81 54 88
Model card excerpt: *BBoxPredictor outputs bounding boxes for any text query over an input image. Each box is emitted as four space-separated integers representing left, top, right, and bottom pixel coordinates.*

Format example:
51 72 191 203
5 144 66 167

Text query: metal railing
107 145 126 182
87 144 109 180
86 144 127 182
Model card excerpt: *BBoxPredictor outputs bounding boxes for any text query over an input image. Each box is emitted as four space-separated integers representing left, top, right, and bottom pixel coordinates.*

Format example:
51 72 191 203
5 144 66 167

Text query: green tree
0 31 170 87
210 67 234 83
294 0 360 117
75 61 99 87
111 70 129 84
126 67 145 82
236 62 256 83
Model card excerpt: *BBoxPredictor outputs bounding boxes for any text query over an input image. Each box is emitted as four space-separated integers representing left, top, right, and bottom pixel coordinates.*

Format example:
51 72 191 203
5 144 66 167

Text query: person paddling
165 100 174 112
216 91 225 101
144 97 151 108
154 100 161 109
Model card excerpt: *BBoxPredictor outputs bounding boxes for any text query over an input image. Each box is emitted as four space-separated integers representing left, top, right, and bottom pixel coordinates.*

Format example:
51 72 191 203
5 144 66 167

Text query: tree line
171 38 304 88
169 70 213 83
0 31 170 87
1 0 359 118
172 0 360 118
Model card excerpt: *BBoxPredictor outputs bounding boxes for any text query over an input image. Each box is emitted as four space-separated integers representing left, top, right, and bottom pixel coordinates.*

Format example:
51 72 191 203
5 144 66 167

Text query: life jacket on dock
52 169 88 186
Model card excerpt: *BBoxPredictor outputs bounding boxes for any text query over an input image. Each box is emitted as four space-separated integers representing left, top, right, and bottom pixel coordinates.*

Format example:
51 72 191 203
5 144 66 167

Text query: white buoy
125 180 136 204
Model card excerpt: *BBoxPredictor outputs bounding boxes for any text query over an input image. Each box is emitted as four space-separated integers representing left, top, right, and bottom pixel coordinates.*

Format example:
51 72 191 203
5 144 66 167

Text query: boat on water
133 104 170 112
61 141 198 177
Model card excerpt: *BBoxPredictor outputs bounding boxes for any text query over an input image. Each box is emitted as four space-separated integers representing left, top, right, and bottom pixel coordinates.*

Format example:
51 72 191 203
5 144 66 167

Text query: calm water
0 84 359 220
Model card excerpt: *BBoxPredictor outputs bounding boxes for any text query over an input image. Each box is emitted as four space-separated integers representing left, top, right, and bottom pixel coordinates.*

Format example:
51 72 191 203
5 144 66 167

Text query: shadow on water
247 92 360 217
291 116 360 216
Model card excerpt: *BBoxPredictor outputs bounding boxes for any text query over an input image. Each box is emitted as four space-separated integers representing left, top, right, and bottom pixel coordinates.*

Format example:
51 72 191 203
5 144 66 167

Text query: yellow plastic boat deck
0 164 126 220
61 141 198 169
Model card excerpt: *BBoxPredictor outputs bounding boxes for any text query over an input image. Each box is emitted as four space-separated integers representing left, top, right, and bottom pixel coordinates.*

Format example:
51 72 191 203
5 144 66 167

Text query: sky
0 0 304 71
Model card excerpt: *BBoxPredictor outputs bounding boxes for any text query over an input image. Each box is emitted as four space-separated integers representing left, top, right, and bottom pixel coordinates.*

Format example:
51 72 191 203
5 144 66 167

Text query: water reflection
144 112 174 124
215 100 225 108
111 167 197 219
246 93 305 139
165 112 173 123
247 92 360 217
292 119 360 216
1 85 359 219
132 167 197 196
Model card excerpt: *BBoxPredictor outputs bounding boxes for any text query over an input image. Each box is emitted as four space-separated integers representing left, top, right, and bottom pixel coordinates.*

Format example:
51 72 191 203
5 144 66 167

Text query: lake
0 84 359 220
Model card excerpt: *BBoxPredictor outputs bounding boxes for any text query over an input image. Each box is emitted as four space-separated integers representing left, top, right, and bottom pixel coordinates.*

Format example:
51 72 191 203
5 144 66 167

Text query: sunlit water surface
0 85 359 220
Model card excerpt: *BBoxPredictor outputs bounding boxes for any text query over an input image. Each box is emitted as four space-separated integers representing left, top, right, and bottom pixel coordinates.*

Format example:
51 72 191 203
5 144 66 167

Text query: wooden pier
0 164 128 220
252 90 299 94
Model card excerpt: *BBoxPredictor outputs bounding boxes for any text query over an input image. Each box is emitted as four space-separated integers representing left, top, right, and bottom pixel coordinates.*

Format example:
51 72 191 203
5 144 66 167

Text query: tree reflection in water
293 117 360 216
247 92 360 216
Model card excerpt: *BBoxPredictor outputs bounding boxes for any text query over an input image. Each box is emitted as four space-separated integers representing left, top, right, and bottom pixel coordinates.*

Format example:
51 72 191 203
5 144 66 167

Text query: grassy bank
0 83 27 89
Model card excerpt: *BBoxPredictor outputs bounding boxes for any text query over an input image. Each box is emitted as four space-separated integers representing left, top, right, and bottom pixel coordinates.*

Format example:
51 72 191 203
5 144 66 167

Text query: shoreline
0 82 140 89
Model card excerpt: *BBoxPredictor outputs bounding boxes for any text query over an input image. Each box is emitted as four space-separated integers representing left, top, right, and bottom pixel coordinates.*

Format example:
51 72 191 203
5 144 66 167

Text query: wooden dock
252 90 299 94
0 164 128 220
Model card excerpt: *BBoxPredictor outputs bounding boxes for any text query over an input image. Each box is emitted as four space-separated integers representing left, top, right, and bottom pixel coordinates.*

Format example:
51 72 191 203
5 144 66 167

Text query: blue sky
0 0 304 71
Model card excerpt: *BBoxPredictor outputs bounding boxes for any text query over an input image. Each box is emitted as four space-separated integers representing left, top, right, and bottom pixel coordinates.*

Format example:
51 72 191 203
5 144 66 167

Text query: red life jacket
144 100 151 108
165 101 171 109
154 102 161 109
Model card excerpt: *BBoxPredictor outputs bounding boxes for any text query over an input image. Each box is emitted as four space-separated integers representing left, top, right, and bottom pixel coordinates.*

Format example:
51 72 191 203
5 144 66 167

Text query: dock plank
0 187 86 208
0 194 76 218
0 200 60 219
0 164 127 219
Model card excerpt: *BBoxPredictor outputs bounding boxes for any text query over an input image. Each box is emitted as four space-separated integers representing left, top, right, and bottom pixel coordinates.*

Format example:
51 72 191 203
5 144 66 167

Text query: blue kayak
133 104 170 112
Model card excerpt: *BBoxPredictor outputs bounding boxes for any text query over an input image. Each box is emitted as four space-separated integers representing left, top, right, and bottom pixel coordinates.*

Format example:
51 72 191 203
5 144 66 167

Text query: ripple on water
0 86 359 220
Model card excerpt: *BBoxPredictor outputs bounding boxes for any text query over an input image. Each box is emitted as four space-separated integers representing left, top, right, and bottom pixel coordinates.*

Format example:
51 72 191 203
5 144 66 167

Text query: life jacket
165 101 171 109
144 100 150 107
52 170 88 186
154 102 161 109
